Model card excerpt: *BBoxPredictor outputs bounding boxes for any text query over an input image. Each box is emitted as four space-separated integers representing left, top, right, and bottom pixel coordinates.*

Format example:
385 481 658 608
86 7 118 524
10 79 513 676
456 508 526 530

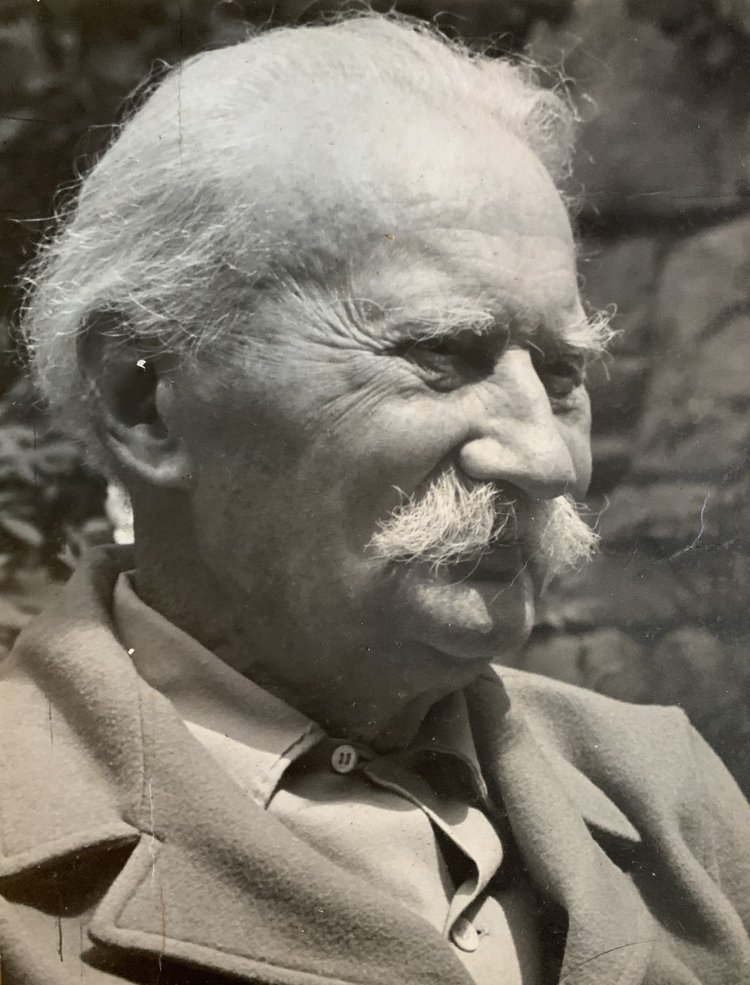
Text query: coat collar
467 674 653 985
489 667 641 846
1 547 650 984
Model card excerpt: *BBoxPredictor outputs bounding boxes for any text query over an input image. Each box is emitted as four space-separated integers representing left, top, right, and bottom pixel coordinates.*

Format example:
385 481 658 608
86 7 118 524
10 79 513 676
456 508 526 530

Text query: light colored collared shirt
113 572 544 985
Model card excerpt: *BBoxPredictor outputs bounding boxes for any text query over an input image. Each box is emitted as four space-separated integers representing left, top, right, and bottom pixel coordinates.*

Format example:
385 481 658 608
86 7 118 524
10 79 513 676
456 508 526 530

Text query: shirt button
450 917 479 953
330 744 358 774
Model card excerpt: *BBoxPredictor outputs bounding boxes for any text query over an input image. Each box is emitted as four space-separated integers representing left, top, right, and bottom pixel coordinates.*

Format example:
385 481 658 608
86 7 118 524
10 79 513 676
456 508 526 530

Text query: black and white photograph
0 1 749 982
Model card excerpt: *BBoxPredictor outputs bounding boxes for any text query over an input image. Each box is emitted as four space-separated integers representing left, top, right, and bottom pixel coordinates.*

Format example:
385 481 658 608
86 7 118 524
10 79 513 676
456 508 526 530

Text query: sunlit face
169 120 593 732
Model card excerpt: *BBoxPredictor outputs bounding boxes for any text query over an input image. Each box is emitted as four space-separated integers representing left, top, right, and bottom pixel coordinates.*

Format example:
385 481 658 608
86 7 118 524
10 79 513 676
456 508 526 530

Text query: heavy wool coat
1 547 749 985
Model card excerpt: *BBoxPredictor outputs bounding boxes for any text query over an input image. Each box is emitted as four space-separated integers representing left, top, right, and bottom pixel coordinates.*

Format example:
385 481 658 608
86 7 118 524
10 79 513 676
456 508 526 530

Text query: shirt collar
411 690 489 803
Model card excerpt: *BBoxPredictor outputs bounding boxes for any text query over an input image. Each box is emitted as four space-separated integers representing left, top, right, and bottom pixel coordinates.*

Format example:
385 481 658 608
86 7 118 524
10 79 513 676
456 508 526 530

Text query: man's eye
396 337 491 384
532 352 585 402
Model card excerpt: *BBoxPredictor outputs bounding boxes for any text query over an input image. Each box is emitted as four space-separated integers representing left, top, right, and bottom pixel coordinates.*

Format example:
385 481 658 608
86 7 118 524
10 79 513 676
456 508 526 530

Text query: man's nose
457 348 578 501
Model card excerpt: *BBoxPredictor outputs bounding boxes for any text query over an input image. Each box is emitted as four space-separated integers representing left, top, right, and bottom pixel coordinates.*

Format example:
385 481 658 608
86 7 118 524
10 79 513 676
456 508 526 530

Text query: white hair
21 13 579 457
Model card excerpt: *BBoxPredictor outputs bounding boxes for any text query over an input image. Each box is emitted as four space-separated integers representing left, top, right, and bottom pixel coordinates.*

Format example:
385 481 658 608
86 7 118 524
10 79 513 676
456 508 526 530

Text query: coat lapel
87 680 475 985
467 673 655 985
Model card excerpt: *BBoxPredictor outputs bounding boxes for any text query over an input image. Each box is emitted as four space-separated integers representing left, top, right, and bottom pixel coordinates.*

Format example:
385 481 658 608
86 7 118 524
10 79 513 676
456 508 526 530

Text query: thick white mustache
368 467 598 579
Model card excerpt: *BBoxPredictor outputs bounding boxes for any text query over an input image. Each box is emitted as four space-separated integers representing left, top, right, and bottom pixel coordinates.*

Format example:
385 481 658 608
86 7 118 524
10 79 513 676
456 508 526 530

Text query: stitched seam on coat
687 719 720 883
135 680 164 841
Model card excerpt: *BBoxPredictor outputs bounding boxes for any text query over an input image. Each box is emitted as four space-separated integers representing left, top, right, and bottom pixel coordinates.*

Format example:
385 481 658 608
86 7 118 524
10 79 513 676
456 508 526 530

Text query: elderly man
1 14 748 985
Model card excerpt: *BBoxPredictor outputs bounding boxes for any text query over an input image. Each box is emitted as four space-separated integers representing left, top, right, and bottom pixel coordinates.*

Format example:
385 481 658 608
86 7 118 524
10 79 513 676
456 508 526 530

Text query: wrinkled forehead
244 98 577 314
343 112 578 316
292 103 580 329
245 92 572 251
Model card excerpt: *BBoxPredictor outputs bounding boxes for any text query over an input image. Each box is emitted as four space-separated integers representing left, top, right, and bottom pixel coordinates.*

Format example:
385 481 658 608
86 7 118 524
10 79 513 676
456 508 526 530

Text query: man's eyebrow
390 309 612 356
375 301 511 343
348 297 613 356
400 316 499 342
556 309 614 357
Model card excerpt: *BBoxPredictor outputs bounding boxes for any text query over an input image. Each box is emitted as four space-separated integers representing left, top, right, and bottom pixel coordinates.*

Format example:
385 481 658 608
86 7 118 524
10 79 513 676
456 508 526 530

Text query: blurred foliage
0 367 110 590
628 0 750 76
628 0 750 37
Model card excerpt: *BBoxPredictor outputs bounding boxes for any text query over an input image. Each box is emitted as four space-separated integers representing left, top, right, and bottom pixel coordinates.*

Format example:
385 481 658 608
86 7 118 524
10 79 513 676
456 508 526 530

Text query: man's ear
77 310 192 488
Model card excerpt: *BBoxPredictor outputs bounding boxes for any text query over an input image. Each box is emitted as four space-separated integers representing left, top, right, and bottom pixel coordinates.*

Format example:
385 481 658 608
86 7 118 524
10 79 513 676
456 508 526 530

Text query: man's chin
394 560 536 666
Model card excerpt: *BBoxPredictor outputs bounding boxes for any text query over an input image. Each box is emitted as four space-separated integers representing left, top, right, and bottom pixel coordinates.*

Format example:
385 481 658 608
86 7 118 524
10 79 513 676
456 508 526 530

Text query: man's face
170 118 592 728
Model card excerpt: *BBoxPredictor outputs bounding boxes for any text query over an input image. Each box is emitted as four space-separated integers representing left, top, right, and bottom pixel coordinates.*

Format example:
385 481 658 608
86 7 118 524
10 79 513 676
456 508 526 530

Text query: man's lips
447 544 526 581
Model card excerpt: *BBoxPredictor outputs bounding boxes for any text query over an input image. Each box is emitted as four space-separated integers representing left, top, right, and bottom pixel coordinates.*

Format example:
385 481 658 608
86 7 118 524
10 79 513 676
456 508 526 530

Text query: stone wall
524 0 750 793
